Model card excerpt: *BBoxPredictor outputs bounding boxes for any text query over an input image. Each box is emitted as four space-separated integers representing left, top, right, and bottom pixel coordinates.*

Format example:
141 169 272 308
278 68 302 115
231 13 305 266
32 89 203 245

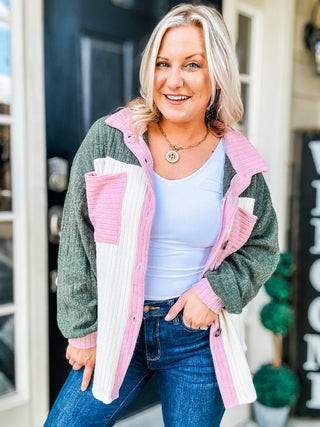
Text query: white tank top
144 138 225 300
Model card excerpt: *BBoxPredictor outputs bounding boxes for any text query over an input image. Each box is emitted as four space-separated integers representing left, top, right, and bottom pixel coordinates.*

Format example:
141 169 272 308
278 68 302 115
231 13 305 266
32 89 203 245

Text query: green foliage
256 253 300 407
264 277 289 301
260 302 294 335
253 364 299 408
274 253 294 279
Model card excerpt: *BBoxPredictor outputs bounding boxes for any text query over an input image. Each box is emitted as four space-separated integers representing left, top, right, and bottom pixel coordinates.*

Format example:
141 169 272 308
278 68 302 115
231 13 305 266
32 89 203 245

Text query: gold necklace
158 123 210 163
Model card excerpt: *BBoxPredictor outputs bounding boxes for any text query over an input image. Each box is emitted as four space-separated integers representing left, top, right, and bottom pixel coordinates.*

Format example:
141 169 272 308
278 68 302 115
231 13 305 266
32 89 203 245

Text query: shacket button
215 328 222 337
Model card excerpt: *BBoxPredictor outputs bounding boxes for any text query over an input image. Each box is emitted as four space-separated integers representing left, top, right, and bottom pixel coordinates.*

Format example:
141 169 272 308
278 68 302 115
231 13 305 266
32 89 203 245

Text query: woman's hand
66 345 96 391
165 288 217 329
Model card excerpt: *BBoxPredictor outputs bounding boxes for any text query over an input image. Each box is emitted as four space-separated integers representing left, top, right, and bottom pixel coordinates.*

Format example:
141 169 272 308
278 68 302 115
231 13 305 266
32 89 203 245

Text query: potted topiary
253 253 300 427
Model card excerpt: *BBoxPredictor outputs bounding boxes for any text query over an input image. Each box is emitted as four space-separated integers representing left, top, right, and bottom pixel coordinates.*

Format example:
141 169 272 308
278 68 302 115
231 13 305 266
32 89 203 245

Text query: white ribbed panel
228 312 247 352
238 197 255 214
219 310 257 405
91 157 148 403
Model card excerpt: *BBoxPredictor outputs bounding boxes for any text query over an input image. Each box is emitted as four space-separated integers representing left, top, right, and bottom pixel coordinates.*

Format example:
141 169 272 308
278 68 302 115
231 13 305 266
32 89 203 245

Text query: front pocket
85 172 127 244
178 312 208 333
214 207 257 268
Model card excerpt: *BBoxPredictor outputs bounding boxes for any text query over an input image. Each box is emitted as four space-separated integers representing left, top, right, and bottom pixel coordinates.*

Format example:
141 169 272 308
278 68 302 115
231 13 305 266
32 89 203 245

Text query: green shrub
274 253 293 278
264 277 290 301
260 302 294 335
253 364 299 408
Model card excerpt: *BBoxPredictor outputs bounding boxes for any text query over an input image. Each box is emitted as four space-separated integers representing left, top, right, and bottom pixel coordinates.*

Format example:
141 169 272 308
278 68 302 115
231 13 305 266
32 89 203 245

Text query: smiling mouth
165 95 190 101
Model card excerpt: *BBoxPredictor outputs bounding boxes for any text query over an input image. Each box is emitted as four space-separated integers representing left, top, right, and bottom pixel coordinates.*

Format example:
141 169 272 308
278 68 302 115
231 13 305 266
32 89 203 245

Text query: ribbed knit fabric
193 278 224 314
69 332 97 349
110 185 154 400
213 204 257 270
57 108 279 408
87 156 148 403
85 172 127 244
210 310 257 407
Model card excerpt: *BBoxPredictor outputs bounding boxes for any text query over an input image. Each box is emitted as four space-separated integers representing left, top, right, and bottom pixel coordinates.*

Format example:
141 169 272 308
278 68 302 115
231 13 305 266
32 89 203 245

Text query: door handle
48 205 63 244
50 270 58 293
48 157 68 192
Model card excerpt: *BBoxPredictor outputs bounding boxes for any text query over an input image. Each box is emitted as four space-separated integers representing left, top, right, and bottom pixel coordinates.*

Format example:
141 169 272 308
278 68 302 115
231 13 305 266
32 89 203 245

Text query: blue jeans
45 298 225 426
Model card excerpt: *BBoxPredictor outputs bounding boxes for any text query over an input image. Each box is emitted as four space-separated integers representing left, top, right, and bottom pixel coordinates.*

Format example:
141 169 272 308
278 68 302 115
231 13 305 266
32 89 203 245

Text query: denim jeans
45 298 225 427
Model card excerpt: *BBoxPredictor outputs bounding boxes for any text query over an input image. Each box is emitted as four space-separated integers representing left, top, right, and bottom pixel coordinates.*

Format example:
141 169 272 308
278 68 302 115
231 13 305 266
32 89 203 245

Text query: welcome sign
290 131 320 416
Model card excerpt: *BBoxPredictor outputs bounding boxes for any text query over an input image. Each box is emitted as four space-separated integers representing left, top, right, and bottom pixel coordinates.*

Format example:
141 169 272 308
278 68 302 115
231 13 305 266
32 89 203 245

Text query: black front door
45 0 221 414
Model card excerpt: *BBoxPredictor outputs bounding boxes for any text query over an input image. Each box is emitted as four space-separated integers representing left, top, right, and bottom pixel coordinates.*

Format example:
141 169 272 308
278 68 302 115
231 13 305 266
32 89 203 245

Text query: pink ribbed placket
110 119 155 400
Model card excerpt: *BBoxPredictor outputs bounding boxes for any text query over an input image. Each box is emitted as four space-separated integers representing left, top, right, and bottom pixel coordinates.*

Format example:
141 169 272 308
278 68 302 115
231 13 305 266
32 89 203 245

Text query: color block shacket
57 108 279 408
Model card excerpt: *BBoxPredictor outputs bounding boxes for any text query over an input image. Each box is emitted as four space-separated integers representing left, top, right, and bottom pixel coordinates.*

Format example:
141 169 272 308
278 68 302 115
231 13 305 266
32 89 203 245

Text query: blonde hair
127 3 243 136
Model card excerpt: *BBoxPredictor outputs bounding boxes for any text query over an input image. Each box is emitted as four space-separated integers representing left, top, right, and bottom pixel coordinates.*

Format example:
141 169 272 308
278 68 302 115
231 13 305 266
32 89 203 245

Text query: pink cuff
193 278 224 314
68 332 97 349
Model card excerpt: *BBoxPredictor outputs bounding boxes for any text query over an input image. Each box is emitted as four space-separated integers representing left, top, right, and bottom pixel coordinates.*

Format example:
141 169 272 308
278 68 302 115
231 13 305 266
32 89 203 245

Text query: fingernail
165 314 171 321
81 387 85 392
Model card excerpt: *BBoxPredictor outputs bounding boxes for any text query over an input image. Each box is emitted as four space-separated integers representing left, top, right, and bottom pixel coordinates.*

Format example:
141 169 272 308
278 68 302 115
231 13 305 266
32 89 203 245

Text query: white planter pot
253 401 290 427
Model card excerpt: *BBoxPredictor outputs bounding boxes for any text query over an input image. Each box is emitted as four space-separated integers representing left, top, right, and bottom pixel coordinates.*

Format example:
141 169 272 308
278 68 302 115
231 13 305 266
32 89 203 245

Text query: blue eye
156 62 169 68
187 62 200 69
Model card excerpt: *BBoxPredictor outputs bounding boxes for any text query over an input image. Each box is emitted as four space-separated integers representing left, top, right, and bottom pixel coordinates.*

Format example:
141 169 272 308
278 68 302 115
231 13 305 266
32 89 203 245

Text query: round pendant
166 150 179 163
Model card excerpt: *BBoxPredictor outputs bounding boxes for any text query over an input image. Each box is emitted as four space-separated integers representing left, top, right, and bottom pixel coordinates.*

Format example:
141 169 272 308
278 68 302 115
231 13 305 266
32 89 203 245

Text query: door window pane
0 124 11 211
0 221 13 304
239 82 249 137
0 20 11 114
0 314 15 396
111 0 169 17
236 14 251 75
0 1 9 17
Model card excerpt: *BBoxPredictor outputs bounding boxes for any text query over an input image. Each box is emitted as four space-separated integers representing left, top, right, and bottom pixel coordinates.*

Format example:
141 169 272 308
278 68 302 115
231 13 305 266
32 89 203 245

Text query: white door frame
0 0 48 425
24 0 49 424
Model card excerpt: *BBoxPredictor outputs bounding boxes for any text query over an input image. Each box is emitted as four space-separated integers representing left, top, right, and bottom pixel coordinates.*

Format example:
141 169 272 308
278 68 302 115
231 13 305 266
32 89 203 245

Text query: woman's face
153 25 212 127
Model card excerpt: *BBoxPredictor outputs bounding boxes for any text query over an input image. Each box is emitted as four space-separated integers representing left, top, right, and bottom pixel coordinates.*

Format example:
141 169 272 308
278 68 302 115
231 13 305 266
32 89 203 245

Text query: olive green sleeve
56 120 105 338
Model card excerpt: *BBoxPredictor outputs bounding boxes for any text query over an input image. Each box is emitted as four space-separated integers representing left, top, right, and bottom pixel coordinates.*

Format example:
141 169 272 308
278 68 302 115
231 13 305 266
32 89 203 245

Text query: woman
45 4 279 426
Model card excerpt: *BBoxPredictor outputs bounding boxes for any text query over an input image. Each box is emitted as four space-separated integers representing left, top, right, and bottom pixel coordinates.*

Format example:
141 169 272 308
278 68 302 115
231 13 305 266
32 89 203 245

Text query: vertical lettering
307 372 320 409
301 139 320 414
310 218 320 254
308 298 320 333
309 259 320 291
309 141 320 174
303 334 320 370
311 180 320 216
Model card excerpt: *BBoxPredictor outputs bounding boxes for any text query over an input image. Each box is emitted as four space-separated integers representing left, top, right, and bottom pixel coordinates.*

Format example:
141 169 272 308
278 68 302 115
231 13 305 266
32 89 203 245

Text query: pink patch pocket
85 172 127 244
215 207 257 269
